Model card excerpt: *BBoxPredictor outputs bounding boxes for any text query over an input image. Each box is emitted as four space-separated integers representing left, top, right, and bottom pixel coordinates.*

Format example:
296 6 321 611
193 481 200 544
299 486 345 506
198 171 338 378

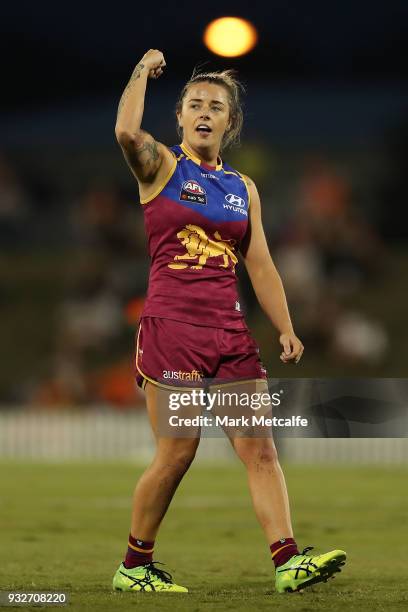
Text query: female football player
112 48 346 594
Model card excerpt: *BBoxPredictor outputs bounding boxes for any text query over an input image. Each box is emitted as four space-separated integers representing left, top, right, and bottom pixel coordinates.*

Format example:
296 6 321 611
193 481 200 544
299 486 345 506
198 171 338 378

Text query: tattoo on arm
134 139 159 162
117 62 145 119
126 139 161 174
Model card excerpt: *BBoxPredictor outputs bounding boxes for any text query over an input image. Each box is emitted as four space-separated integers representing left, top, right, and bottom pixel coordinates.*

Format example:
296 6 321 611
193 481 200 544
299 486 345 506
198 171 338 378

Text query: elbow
248 260 281 289
114 127 130 147
114 127 142 148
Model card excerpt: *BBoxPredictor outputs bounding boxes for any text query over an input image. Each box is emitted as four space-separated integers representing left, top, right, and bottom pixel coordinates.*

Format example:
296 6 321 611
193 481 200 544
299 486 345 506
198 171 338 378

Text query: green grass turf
1 462 407 611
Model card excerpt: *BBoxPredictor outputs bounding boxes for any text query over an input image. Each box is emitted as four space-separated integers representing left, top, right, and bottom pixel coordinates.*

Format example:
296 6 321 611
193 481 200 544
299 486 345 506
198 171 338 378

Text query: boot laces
144 561 173 584
300 546 314 556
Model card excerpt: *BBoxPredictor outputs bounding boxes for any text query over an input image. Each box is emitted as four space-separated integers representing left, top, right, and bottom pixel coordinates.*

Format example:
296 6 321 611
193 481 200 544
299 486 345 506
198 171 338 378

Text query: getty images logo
224 193 247 216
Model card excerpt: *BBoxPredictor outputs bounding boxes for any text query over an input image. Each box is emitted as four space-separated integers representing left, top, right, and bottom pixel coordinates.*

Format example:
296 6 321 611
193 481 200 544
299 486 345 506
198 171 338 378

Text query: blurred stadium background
0 1 407 463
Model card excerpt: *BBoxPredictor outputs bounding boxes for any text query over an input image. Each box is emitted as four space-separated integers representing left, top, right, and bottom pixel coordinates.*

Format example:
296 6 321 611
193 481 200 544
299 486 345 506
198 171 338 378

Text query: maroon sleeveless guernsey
139 143 250 329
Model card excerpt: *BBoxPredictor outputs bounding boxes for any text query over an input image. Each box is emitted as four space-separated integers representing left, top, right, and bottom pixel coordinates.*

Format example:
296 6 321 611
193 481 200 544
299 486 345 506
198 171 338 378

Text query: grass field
1 462 407 611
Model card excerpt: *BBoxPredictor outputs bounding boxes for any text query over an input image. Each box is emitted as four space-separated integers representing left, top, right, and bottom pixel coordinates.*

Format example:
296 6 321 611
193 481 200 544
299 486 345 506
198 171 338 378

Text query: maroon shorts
135 316 268 390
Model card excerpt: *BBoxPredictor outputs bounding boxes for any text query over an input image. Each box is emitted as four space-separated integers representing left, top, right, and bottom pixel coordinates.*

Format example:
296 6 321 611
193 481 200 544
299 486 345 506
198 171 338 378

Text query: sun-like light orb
203 17 258 58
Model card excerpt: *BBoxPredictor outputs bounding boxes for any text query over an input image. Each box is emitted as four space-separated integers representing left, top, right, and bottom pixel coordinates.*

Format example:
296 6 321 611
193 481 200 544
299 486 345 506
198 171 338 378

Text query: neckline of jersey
180 143 223 172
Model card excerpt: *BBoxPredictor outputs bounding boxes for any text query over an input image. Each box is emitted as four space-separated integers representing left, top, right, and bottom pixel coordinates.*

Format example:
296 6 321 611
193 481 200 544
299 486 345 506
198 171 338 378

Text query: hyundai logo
225 193 245 207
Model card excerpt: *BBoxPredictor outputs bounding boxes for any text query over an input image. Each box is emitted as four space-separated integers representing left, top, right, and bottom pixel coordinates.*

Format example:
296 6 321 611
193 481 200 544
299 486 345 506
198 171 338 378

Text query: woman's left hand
279 332 304 364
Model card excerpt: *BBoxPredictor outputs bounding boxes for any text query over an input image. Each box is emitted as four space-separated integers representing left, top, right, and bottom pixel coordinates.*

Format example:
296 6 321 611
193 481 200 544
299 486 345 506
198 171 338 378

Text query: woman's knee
233 437 279 467
155 438 199 474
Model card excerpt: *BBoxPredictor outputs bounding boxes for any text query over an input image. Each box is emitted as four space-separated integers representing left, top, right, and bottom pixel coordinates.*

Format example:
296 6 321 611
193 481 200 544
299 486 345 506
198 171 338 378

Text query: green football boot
113 561 188 593
275 546 347 593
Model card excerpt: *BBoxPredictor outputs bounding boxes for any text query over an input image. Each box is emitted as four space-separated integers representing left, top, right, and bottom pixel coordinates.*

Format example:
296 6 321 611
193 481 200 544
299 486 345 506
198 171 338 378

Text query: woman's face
177 82 231 151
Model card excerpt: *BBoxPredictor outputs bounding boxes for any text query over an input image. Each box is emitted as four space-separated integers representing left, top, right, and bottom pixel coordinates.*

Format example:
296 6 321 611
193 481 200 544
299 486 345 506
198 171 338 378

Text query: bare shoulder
137 141 176 202
239 173 254 187
238 173 261 211
116 128 175 186
239 172 258 194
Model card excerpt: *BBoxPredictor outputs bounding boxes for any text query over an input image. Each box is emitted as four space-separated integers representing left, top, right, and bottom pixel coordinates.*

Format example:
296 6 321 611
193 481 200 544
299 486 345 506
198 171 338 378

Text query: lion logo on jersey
168 224 238 271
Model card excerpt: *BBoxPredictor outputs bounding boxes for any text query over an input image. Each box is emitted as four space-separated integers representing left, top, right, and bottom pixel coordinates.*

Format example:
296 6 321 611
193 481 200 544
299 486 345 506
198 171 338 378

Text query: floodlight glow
203 17 258 58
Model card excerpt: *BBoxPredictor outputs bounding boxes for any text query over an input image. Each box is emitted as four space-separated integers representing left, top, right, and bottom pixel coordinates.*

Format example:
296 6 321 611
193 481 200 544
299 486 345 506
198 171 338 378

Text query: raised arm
115 49 173 185
240 176 304 364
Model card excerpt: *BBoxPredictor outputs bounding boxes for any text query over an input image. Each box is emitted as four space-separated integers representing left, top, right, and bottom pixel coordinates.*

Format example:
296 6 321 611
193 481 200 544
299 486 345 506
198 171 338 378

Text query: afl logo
182 180 206 195
225 193 245 207
180 179 207 205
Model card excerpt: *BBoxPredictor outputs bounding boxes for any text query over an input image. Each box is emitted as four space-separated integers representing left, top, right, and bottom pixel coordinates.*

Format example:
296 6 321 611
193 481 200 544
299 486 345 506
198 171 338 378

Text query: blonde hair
175 67 245 151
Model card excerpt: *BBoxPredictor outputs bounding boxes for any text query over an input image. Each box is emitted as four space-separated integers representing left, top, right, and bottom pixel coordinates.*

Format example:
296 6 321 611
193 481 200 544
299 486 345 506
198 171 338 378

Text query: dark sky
2 0 408 110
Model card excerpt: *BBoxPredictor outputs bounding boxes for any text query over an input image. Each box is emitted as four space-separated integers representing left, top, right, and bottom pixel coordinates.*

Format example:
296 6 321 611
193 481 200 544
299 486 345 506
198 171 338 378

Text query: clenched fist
141 49 166 79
